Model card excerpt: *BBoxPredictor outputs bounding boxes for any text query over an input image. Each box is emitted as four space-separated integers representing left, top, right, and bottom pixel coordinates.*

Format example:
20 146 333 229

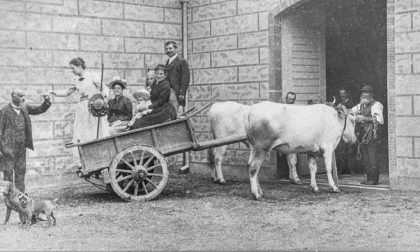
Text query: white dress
71 71 109 146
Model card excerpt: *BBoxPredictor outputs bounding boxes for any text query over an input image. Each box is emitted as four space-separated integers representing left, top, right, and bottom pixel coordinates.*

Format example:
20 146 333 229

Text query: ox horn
325 96 336 107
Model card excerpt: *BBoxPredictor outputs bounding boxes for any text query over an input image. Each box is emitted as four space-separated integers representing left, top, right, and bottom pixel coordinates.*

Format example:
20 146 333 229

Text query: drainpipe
179 0 190 173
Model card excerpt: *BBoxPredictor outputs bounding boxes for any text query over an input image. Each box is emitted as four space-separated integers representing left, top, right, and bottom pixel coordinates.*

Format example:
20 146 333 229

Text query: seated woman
130 64 177 129
127 89 152 128
107 77 133 135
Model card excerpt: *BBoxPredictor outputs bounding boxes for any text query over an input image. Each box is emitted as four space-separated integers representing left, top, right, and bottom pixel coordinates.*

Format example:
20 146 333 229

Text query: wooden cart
66 104 247 201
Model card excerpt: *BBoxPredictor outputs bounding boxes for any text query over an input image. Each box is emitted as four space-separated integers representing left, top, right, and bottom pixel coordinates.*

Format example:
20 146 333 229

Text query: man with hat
351 85 384 185
0 89 51 192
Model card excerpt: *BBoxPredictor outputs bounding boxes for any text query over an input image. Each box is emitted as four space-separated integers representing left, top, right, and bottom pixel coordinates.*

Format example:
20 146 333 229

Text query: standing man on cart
164 41 191 174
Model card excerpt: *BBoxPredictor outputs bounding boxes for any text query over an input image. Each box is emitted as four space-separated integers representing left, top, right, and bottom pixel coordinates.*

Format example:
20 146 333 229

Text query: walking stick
97 62 104 139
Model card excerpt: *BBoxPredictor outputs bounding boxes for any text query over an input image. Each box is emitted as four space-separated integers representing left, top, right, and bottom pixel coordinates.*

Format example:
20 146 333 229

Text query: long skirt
131 103 176 129
72 100 109 164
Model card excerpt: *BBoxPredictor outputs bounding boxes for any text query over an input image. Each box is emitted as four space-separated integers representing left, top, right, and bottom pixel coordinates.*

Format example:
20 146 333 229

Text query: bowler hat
360 85 374 93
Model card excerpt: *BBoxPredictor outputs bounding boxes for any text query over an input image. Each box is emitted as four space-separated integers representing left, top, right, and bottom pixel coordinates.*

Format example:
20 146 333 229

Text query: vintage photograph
0 0 419 250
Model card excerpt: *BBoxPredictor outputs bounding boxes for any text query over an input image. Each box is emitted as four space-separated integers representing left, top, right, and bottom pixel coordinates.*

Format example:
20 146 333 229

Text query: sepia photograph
0 0 419 250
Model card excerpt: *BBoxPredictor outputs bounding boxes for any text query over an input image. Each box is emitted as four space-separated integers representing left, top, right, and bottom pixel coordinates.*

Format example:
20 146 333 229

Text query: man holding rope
351 85 384 185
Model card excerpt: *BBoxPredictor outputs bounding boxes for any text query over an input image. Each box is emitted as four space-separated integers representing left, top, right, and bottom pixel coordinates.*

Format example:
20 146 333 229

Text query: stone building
0 0 419 190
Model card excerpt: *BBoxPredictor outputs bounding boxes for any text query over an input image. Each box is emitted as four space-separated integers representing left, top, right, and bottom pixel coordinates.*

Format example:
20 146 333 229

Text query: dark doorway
325 0 389 175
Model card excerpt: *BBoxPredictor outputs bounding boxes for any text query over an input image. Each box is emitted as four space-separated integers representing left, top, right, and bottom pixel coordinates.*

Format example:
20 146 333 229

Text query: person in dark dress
130 64 177 129
107 78 133 135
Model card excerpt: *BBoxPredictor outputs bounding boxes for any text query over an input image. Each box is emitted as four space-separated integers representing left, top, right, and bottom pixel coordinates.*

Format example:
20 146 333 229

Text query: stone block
396 158 420 177
143 0 181 8
0 0 25 11
145 23 181 39
188 85 211 100
223 149 250 166
188 53 210 69
35 103 75 122
259 11 269 30
0 31 25 48
192 35 237 53
238 65 268 82
53 50 102 68
413 12 420 31
0 49 53 67
125 38 165 53
26 0 78 15
237 0 279 14
188 21 211 39
212 14 259 36
102 20 144 37
190 0 210 7
27 32 79 50
103 69 125 83
32 122 54 140
80 0 123 18
260 82 269 100
396 54 412 74
192 1 236 21
190 116 210 132
396 13 412 32
28 67 74 84
144 54 169 68
212 83 260 100
395 96 413 115
164 8 182 23
260 47 269 64
396 75 420 94
396 117 420 136
0 67 26 84
211 48 259 67
191 150 211 163
0 84 52 104
125 69 146 85
103 53 144 69
238 31 268 48
396 137 413 157
53 16 101 34
55 156 76 173
0 11 25 30
412 54 420 73
25 14 53 32
193 67 237 84
415 138 420 157
414 96 420 115
54 120 74 139
81 35 124 52
124 5 164 21
395 0 420 13
395 31 420 53
29 139 72 158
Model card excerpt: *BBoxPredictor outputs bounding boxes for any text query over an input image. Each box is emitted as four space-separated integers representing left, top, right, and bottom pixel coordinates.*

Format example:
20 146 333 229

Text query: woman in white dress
51 57 109 162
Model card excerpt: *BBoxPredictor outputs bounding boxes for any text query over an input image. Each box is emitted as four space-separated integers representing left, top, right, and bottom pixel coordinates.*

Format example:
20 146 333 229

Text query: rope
356 124 374 160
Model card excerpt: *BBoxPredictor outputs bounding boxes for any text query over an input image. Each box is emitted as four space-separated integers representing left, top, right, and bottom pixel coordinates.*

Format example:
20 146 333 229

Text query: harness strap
356 124 374 160
339 115 348 140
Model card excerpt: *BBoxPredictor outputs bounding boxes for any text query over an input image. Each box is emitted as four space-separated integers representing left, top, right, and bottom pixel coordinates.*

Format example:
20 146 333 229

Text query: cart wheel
109 145 169 201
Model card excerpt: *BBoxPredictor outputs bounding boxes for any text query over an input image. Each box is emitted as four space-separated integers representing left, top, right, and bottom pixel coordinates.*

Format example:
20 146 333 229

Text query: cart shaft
195 135 248 151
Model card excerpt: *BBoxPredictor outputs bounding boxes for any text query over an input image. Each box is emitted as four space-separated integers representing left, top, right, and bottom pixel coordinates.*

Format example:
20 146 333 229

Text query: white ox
243 101 357 200
208 101 301 184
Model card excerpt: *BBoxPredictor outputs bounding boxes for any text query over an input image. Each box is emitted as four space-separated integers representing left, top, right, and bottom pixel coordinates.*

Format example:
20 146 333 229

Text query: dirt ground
1 173 420 251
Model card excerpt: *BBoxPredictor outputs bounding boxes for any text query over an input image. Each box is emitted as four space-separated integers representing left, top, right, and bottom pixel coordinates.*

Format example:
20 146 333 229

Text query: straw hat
133 89 150 100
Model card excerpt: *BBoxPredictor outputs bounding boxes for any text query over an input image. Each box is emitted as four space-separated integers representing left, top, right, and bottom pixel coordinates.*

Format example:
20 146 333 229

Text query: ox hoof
312 187 320 193
214 179 227 185
290 179 303 185
329 187 340 193
254 194 263 201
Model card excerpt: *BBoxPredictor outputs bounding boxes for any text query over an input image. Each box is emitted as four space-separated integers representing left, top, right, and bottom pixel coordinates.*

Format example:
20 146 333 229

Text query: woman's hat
133 89 150 100
88 93 109 117
107 76 127 89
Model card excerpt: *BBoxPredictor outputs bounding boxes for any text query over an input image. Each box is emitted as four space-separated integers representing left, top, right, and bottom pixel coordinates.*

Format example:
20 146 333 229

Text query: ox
208 101 302 185
243 101 357 200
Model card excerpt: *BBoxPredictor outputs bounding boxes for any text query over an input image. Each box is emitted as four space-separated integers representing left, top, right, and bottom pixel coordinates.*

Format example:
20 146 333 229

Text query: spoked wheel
109 145 169 201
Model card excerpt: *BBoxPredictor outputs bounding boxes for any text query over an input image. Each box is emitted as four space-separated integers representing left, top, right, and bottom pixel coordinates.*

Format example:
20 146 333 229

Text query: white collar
11 103 22 114
168 54 178 64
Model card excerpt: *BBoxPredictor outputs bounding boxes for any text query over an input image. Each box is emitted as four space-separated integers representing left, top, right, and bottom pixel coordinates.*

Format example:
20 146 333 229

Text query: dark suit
0 100 51 192
165 55 190 107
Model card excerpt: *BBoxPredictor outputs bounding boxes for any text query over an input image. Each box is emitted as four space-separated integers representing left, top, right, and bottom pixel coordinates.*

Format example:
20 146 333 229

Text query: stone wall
187 0 277 178
0 0 182 177
392 0 420 190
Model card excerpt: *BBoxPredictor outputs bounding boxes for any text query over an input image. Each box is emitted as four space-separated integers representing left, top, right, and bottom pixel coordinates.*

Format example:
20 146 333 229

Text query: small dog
1 181 33 226
31 198 58 227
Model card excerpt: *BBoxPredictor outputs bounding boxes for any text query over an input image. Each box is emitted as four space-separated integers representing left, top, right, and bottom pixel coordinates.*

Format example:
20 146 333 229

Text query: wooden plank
195 135 248 151
151 129 158 148
114 138 122 153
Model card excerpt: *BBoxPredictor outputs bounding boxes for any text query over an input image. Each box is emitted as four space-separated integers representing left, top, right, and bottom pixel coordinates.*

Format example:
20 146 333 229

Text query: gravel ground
0 173 419 251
